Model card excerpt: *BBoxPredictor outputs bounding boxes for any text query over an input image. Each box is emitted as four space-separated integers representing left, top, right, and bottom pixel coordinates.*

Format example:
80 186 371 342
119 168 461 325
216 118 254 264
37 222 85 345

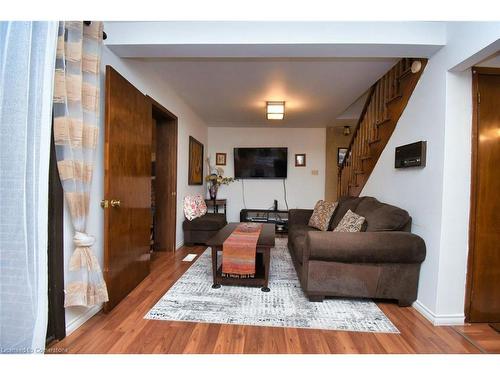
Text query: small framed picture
337 147 348 166
216 153 227 166
295 154 306 167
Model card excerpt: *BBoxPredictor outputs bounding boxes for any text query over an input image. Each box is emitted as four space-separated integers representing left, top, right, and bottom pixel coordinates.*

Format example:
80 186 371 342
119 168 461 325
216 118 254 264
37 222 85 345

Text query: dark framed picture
337 147 348 166
216 153 227 166
295 153 306 167
188 136 204 185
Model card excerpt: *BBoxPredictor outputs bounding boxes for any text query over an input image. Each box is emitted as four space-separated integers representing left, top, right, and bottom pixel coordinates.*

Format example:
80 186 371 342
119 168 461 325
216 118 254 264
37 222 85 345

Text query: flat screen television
234 147 287 179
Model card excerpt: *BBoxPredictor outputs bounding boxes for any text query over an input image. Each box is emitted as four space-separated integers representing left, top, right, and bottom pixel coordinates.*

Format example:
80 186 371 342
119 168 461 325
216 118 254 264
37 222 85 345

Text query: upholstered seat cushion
182 213 227 231
354 197 410 232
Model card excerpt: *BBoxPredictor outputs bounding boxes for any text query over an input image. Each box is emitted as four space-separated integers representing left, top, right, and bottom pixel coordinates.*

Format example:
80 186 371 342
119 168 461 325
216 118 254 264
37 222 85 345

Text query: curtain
0 21 58 353
53 21 108 308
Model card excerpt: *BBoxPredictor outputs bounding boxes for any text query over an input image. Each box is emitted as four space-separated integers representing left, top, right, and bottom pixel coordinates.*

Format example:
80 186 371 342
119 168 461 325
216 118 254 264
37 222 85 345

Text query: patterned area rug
145 238 399 333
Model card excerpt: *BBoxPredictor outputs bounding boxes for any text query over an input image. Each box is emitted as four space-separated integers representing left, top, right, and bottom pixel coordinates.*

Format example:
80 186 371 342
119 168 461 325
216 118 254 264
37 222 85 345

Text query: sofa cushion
329 196 363 230
288 209 314 228
354 197 410 232
333 209 365 232
183 195 207 221
308 200 338 231
183 213 226 231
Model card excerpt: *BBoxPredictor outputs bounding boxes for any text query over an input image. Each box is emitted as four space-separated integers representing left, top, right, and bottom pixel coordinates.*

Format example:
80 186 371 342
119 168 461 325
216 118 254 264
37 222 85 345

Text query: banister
339 83 376 170
336 58 427 199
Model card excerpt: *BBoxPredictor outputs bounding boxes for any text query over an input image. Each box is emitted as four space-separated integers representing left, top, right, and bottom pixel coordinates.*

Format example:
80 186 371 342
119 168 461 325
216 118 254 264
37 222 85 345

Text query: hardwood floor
453 324 500 354
49 245 499 354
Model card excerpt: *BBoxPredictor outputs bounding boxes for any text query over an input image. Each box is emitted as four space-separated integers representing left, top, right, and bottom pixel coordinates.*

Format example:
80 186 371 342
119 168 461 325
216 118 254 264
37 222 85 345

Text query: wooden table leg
211 246 221 289
261 247 271 292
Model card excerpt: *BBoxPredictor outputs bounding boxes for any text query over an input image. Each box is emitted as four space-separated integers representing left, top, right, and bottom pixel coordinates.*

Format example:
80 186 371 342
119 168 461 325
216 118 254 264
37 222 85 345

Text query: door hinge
477 91 481 104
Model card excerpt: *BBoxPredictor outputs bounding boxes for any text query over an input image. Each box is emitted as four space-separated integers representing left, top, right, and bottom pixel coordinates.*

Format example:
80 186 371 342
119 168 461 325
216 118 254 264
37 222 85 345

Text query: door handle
100 199 109 208
110 199 121 208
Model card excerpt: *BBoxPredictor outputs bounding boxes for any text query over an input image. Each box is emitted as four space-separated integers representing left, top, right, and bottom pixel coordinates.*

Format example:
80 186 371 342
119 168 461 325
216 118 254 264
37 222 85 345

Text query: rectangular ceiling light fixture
266 101 285 120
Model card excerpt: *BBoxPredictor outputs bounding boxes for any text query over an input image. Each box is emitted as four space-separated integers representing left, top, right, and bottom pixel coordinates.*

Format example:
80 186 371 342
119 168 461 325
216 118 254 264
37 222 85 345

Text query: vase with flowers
205 158 234 203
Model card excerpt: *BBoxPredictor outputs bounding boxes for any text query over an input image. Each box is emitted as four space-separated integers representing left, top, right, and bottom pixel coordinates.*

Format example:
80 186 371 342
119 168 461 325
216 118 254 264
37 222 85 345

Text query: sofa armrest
305 231 426 264
288 209 313 227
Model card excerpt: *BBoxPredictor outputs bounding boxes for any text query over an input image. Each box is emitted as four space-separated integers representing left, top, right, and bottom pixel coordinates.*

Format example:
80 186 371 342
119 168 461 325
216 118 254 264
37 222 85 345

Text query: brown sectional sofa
288 196 426 306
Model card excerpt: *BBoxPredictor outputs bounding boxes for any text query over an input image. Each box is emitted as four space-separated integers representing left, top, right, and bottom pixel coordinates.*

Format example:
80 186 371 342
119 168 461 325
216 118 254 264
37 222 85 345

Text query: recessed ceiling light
266 101 285 120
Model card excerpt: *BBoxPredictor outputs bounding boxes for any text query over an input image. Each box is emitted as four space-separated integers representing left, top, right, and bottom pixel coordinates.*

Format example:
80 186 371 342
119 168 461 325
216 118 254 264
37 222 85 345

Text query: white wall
63 47 208 334
362 22 500 325
207 127 326 222
477 52 500 67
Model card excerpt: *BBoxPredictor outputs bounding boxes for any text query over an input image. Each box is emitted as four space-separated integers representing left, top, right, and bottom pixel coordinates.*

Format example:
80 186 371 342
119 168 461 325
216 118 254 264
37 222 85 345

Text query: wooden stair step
368 138 381 145
386 94 402 105
354 170 364 175
398 67 412 81
375 118 391 127
361 155 372 161
348 183 359 188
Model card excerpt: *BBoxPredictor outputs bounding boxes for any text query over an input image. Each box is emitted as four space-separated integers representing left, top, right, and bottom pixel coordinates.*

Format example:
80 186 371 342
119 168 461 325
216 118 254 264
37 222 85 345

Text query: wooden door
103 66 152 312
467 68 500 322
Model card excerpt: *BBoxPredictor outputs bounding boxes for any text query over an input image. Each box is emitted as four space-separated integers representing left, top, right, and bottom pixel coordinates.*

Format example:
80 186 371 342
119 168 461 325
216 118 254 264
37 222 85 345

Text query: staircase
337 58 427 198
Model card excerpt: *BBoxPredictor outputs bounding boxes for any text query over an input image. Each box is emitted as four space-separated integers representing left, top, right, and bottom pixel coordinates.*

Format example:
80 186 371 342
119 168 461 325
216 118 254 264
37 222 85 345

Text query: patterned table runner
222 223 263 278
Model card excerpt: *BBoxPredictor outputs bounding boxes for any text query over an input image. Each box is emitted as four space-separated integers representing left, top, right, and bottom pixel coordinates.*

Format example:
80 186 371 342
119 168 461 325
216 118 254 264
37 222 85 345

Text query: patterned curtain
53 21 108 307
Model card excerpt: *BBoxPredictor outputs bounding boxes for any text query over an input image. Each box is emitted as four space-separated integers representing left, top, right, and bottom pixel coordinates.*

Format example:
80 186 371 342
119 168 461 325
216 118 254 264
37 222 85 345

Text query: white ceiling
143 58 397 128
106 22 443 128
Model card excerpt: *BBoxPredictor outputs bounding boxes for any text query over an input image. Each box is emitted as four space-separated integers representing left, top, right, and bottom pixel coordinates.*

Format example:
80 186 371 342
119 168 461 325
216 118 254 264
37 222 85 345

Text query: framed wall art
188 136 204 185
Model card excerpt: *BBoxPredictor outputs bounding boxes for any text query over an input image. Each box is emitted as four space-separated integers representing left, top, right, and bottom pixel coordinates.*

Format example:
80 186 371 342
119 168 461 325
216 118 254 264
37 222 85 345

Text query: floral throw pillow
308 200 338 231
183 195 208 221
333 209 365 232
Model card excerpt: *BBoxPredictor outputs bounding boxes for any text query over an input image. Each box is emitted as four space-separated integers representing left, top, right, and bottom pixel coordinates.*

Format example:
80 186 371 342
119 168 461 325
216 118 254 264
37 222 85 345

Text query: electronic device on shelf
240 208 289 234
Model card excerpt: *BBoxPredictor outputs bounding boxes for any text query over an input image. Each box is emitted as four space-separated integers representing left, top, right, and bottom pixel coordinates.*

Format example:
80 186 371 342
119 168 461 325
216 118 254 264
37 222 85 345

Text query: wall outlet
311 170 319 175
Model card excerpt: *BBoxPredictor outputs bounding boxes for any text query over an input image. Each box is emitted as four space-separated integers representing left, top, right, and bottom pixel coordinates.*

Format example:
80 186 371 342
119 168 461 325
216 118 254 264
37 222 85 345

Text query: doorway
150 96 178 253
466 67 500 324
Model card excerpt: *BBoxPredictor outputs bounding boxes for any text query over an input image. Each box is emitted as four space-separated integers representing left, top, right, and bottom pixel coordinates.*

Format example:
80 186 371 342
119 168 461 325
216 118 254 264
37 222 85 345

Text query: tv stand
240 209 289 234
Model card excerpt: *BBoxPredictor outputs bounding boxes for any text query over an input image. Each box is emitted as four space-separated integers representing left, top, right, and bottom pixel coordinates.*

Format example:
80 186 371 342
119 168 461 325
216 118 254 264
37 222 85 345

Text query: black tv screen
234 147 287 179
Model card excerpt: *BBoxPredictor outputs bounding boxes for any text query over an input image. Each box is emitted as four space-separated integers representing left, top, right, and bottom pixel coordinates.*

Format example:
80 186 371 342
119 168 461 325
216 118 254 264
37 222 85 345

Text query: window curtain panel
0 21 58 353
53 21 108 307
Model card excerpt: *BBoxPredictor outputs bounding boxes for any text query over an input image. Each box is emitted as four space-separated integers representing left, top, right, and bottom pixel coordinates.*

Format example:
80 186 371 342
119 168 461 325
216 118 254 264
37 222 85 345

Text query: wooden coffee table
206 223 275 292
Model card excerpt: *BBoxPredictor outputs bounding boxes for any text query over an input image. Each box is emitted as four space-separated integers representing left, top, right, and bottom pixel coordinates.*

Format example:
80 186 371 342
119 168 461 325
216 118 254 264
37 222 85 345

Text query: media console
240 209 289 234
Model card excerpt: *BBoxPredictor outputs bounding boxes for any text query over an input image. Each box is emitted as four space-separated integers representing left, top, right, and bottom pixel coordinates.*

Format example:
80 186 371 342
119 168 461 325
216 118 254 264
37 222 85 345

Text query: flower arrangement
205 158 235 200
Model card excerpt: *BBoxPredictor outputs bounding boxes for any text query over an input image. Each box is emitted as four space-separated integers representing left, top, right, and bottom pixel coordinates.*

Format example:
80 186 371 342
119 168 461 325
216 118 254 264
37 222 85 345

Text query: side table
205 199 227 220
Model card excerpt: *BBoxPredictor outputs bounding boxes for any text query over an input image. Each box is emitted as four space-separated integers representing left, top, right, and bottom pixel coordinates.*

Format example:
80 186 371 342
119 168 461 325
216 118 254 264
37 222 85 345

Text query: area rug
145 238 399 333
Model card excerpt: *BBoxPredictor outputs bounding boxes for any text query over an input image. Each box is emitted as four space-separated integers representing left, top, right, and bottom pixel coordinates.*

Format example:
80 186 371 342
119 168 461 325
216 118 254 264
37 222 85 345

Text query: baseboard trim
412 300 465 326
65 304 102 336
176 240 184 250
